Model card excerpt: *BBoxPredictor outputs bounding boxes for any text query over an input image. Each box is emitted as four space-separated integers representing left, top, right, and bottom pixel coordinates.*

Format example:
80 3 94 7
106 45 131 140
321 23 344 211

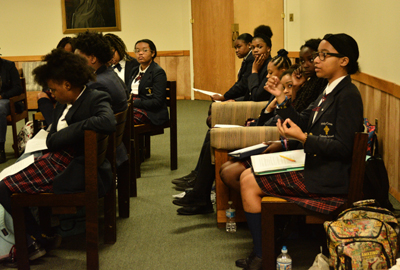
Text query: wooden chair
208 101 275 226
11 130 114 270
131 81 177 181
7 77 29 157
261 132 368 270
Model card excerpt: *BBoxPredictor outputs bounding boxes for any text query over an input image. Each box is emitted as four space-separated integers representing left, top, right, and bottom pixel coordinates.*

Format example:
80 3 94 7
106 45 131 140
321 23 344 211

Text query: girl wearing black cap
236 33 363 270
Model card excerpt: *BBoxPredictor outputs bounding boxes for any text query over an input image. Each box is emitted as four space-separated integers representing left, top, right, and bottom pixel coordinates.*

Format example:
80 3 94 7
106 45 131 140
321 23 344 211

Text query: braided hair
104 33 134 61
270 49 292 71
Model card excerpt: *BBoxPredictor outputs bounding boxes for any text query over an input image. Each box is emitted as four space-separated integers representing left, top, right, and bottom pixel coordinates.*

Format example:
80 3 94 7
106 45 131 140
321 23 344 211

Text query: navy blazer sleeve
133 63 167 111
223 55 254 100
0 59 22 99
46 90 116 152
246 58 272 101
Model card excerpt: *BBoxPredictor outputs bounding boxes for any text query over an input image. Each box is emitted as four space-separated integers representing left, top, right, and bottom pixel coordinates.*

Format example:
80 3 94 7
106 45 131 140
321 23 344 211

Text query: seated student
74 31 128 114
0 57 23 163
37 37 77 127
244 25 273 102
172 49 291 194
236 33 363 270
172 51 291 215
212 33 254 101
127 39 169 125
0 49 116 266
104 33 139 85
220 39 328 192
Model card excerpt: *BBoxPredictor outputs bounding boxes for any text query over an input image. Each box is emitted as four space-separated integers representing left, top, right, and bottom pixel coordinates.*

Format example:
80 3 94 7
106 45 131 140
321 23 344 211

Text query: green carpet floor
1 100 399 269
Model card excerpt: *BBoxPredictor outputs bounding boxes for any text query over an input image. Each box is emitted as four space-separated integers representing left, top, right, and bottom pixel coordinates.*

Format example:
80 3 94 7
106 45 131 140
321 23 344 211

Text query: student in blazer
237 33 363 269
128 39 168 126
104 33 140 85
0 58 22 163
0 50 116 263
244 26 273 102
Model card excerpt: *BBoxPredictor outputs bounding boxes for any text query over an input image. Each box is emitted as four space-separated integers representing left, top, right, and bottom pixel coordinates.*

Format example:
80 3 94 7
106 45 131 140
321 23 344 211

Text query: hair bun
253 25 273 39
277 49 288 57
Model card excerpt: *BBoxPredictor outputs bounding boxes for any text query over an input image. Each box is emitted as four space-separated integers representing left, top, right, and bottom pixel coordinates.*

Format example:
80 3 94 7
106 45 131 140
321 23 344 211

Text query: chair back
346 132 369 207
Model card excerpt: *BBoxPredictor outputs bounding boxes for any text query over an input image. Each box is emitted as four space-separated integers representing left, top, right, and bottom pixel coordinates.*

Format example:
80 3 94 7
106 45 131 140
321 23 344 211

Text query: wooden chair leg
117 160 131 217
261 206 277 270
86 200 99 270
103 180 116 244
11 122 19 158
130 140 138 197
133 133 141 179
144 134 151 159
12 205 30 270
170 125 178 171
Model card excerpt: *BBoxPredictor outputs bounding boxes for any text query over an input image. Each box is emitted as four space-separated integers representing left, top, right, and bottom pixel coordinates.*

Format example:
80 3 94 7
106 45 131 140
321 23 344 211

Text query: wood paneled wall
3 50 192 109
351 73 400 202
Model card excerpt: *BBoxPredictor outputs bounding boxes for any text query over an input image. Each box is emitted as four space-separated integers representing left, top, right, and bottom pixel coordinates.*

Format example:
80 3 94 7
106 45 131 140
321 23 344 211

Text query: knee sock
245 211 262 258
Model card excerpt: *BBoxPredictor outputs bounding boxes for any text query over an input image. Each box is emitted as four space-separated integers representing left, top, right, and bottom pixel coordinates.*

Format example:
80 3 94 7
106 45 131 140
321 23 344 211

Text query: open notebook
251 149 305 175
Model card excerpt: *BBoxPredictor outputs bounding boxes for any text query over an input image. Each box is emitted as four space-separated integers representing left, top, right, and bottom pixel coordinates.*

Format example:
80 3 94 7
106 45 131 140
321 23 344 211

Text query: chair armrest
8 93 26 116
210 126 280 163
211 101 269 127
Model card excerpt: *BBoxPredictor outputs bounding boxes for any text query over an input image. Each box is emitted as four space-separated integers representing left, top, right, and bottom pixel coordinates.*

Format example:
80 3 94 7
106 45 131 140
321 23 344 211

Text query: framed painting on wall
61 0 121 34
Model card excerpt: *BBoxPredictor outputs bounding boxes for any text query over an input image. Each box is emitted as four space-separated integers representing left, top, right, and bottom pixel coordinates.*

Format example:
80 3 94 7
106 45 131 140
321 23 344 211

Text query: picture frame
61 0 121 34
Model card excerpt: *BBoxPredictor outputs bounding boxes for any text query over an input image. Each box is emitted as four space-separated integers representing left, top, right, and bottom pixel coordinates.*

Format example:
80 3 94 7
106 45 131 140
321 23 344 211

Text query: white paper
24 129 49 154
193 88 222 97
0 155 35 180
213 124 243 128
251 149 305 174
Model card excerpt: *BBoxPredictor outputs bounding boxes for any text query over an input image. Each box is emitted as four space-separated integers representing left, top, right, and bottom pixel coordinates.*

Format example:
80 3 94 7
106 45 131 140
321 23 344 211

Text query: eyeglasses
134 48 151 53
312 51 345 61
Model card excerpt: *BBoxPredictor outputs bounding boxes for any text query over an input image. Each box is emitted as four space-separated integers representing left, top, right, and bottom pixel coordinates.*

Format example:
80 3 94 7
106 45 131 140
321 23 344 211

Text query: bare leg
220 161 246 193
240 168 264 213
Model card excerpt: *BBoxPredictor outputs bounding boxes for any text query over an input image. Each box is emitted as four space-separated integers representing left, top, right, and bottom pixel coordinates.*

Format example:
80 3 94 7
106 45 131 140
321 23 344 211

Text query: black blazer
127 61 169 126
224 53 254 100
88 65 128 113
277 75 364 194
245 56 272 101
48 89 117 197
124 58 139 85
0 58 22 99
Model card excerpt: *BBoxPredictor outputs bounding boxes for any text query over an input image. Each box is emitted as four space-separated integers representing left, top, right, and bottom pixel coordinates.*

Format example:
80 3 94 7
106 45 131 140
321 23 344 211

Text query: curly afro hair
74 31 113 64
33 49 95 88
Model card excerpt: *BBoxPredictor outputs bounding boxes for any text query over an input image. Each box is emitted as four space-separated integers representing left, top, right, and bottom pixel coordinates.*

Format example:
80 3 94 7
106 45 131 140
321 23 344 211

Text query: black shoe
177 205 214 215
235 251 256 268
3 242 46 268
0 150 6 164
174 177 196 191
172 170 198 185
172 191 207 207
243 256 262 270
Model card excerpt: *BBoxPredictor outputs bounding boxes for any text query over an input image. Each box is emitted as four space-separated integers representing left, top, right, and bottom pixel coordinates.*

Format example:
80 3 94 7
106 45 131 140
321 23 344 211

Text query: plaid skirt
3 149 75 194
239 157 252 169
132 95 150 124
255 170 346 214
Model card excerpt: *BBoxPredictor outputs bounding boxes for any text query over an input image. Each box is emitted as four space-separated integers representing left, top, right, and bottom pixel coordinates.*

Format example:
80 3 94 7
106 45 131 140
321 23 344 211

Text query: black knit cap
323 33 359 64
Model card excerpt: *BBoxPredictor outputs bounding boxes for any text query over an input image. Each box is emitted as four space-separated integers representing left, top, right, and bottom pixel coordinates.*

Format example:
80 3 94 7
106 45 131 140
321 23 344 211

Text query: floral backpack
17 120 34 152
324 201 399 269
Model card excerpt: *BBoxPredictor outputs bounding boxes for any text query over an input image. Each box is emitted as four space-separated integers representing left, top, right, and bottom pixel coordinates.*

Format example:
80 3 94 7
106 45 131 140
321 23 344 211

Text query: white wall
286 0 400 85
0 0 191 56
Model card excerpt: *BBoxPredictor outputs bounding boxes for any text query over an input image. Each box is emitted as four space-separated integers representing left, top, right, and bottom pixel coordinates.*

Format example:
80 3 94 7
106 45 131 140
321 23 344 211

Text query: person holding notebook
236 33 363 270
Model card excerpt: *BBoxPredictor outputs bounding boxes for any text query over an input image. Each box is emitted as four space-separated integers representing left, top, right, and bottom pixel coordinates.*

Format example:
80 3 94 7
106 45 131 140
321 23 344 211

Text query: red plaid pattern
132 95 150 124
255 170 346 214
3 149 75 194
239 157 252 169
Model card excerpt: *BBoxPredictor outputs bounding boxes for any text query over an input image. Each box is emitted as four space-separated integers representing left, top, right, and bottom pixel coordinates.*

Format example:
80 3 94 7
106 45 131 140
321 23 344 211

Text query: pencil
279 155 296 162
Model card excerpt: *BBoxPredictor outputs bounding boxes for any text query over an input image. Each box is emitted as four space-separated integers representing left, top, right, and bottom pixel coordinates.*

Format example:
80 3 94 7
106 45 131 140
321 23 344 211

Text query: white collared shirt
113 59 126 82
56 86 86 131
130 65 150 95
312 76 346 123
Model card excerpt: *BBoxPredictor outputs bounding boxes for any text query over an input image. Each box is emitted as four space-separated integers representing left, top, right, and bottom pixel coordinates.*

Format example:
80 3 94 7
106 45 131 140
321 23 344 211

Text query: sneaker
171 170 198 185
172 192 186 199
173 190 209 207
3 242 46 268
